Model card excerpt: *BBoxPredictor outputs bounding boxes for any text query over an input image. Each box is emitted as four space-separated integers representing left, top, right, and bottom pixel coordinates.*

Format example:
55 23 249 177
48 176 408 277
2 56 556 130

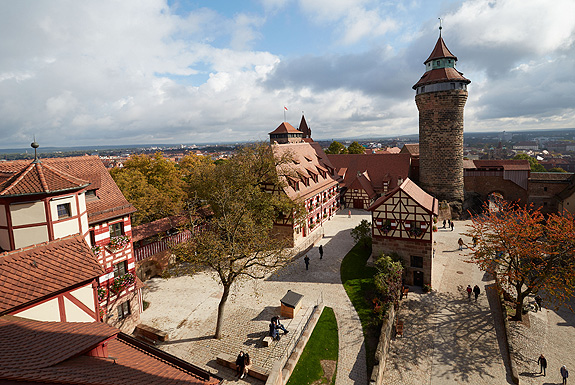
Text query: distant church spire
299 113 311 139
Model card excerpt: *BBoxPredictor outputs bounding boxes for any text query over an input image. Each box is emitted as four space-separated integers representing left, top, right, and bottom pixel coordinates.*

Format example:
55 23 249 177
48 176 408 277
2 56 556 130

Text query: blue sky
1 0 574 148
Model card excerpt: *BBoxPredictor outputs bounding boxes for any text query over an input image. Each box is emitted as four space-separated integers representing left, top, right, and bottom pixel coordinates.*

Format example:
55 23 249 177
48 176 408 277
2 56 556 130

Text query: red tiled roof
424 36 457 63
400 143 419 156
132 215 189 243
0 234 104 314
351 171 376 199
0 156 136 224
465 160 531 171
413 67 470 89
0 161 90 197
268 122 302 135
529 172 573 181
273 141 339 200
368 178 438 215
299 115 311 138
0 316 222 384
327 153 411 191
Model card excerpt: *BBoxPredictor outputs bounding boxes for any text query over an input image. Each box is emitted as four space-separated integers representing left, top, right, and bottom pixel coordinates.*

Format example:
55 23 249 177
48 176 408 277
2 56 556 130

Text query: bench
133 324 168 344
395 320 404 337
216 353 269 381
262 336 273 347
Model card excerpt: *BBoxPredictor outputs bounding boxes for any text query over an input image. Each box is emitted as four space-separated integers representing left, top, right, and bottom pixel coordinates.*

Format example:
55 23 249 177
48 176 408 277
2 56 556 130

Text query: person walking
235 351 245 377
458 238 464 251
473 285 480 301
443 219 446 229
537 354 547 376
450 221 454 231
348 210 351 218
304 255 310 270
466 285 472 300
319 245 323 260
561 365 569 384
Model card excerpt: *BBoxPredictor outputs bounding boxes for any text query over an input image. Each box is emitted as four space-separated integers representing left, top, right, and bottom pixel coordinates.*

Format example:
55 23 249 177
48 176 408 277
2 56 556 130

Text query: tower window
436 60 440 66
451 83 455 89
57 203 71 219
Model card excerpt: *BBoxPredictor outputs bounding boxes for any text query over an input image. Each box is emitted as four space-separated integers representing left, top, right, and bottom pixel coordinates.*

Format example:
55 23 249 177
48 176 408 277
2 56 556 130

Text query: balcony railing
134 230 192 262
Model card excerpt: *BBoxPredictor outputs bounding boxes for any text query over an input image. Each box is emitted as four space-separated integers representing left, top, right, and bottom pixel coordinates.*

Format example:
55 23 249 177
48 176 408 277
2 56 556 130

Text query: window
85 189 98 202
109 222 124 238
117 301 131 319
411 256 424 269
89 230 96 246
114 261 128 278
436 60 440 66
543 187 548 192
57 203 71 219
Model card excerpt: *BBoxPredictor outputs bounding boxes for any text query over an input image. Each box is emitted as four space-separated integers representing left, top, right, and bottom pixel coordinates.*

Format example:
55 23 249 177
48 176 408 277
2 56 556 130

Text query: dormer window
85 189 98 202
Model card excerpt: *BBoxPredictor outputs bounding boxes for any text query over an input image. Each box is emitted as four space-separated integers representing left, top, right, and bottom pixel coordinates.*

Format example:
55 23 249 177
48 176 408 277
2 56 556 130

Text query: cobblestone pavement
383 221 511 385
507 293 575 384
140 209 371 385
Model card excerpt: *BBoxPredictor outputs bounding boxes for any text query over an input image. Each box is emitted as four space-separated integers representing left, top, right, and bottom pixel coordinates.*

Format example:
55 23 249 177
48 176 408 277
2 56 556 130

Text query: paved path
383 221 512 385
140 209 370 384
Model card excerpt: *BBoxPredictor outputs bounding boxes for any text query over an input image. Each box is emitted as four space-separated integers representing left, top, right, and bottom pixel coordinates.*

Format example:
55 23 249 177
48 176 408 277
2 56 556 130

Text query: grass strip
286 307 339 385
340 241 380 374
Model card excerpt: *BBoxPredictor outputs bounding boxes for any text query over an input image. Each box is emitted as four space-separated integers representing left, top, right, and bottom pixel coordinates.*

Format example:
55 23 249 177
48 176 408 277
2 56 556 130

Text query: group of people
304 244 323 270
442 219 454 231
234 351 251 379
538 354 569 384
466 284 481 301
269 315 289 340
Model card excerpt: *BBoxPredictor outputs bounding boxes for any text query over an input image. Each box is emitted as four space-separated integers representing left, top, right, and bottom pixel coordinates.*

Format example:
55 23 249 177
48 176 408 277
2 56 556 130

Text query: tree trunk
214 284 230 339
514 289 525 321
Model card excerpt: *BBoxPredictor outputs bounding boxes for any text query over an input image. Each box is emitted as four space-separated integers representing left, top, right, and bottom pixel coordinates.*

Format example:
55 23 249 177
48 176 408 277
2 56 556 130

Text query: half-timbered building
269 117 340 247
369 178 438 286
327 153 411 209
0 151 141 333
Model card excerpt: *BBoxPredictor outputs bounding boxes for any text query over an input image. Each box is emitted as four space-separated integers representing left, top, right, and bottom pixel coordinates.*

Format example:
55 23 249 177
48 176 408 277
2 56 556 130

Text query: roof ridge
0 162 35 195
36 162 50 192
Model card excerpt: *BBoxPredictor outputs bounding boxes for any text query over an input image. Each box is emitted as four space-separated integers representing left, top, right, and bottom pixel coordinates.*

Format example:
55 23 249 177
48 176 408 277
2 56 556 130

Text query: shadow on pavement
388 289 515 384
160 335 214 345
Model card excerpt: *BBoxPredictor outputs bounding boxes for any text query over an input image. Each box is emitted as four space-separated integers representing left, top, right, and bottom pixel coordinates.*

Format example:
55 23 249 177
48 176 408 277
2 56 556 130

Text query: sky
1 0 574 149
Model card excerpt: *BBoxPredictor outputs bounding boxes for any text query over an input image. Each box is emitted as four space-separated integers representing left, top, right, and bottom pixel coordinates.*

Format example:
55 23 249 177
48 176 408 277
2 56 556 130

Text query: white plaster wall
15 298 60 322
49 196 77 220
0 204 6 226
53 220 80 239
0 229 10 250
78 192 86 213
13 226 49 249
10 201 46 226
80 212 89 236
64 285 95 322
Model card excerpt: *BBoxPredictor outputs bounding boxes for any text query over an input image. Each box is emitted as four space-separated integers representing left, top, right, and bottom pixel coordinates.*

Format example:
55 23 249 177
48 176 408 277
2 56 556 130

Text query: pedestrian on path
535 294 543 311
304 255 310 270
443 219 446 229
458 238 464 251
348 210 351 218
537 354 547 376
467 285 472 300
561 365 569 384
473 285 480 301
319 244 323 259
450 221 454 231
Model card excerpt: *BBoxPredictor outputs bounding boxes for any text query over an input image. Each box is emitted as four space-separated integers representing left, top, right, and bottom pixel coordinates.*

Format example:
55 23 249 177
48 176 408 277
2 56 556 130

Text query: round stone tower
413 29 470 214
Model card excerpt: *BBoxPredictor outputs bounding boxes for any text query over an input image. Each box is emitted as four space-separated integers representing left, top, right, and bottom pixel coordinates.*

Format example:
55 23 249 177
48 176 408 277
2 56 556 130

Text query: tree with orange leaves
467 200 575 321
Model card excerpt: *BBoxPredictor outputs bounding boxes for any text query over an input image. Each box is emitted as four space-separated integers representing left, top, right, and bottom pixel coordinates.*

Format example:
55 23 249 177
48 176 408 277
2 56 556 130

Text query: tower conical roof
299 115 311 138
424 36 457 64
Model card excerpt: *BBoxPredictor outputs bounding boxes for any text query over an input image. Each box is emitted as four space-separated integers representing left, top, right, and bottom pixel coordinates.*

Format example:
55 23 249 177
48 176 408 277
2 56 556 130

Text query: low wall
265 303 325 385
369 304 396 385
493 277 520 384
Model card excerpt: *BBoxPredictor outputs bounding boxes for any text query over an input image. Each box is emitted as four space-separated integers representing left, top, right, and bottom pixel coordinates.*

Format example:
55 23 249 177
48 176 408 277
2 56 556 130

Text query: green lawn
340 241 380 374
287 307 339 385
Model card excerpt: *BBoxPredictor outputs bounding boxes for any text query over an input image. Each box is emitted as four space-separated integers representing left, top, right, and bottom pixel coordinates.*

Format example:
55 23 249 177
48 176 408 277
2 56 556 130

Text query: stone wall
416 89 467 204
464 175 528 204
528 177 571 215
369 304 396 384
372 237 432 286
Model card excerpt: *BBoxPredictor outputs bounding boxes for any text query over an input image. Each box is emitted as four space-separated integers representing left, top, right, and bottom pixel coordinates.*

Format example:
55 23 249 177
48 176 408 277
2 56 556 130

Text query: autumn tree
325 141 348 154
347 141 365 154
466 200 575 321
170 143 303 339
110 153 188 226
351 219 372 249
